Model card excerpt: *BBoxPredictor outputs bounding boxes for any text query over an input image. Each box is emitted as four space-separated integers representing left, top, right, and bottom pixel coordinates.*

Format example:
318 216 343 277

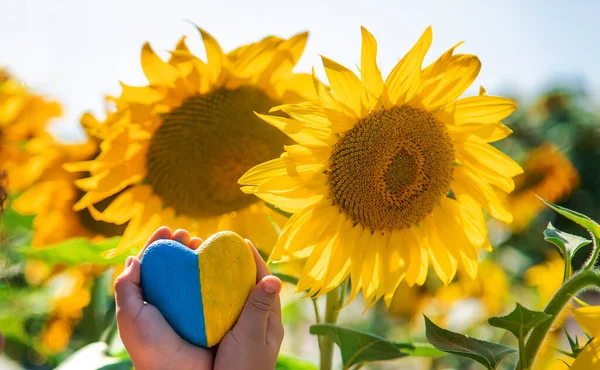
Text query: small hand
114 227 284 370
213 239 284 370
115 227 212 370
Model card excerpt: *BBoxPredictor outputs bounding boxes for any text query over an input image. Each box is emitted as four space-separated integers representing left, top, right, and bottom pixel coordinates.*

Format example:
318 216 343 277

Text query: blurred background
2 0 600 369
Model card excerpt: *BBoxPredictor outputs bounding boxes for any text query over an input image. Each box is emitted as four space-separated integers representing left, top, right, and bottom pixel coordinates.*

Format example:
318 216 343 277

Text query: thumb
114 257 144 323
236 275 282 339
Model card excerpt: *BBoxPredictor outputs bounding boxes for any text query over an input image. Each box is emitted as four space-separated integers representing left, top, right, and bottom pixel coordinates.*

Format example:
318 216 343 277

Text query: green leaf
96 360 133 370
488 303 551 341
2 202 34 231
544 222 591 260
273 272 299 285
0 313 27 342
17 237 128 265
393 342 446 358
424 316 517 370
310 324 409 369
276 354 317 370
540 198 600 243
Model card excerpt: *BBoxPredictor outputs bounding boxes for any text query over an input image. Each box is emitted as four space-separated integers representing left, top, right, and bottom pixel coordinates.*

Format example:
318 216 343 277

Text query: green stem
520 269 600 369
312 298 322 325
563 257 572 283
584 235 600 271
320 287 342 370
518 330 527 370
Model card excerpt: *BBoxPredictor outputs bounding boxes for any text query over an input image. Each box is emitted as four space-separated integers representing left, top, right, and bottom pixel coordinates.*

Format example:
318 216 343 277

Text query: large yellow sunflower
240 27 522 307
10 119 129 354
506 143 579 232
67 28 316 256
0 69 62 191
12 113 125 248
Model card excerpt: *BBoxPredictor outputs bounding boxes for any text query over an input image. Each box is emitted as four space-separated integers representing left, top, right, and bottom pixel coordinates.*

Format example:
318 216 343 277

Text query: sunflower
11 115 129 353
240 27 522 307
571 305 600 370
390 259 509 326
67 28 315 256
38 268 94 353
0 69 62 191
433 259 509 318
507 143 579 232
12 113 125 249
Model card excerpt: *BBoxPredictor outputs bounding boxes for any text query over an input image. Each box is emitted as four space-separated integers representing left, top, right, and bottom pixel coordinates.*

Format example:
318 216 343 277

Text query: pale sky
1 0 599 141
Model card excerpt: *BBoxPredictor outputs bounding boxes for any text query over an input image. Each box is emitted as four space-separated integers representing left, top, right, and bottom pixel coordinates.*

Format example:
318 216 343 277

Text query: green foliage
2 202 33 231
17 237 127 265
544 222 591 262
310 324 410 369
96 360 133 370
424 316 517 370
276 354 318 370
488 303 551 340
540 198 600 269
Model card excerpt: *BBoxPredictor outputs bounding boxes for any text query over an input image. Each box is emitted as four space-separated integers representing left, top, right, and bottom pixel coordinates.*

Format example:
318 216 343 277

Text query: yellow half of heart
198 231 257 347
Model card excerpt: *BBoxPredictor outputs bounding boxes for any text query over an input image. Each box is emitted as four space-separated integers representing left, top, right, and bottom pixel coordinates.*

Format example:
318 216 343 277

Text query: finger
172 229 191 246
0 331 4 354
114 257 144 322
189 237 203 250
137 226 173 258
245 239 271 282
236 275 282 341
266 304 284 346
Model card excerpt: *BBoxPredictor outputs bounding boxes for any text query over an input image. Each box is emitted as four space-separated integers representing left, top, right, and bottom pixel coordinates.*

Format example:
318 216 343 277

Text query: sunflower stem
320 286 342 370
519 269 600 369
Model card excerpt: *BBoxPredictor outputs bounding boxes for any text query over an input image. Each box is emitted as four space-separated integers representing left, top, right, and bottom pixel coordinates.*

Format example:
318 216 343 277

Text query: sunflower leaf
540 198 600 269
17 237 127 265
488 303 551 341
2 203 34 231
392 342 446 358
424 316 517 370
275 354 318 370
310 324 409 369
544 222 590 263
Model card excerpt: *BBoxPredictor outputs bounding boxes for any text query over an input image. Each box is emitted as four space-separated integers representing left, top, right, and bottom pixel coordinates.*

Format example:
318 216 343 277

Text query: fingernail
125 256 133 268
262 277 281 294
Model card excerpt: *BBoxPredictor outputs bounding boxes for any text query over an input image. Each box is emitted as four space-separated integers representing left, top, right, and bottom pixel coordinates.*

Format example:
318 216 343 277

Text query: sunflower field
2 5 600 370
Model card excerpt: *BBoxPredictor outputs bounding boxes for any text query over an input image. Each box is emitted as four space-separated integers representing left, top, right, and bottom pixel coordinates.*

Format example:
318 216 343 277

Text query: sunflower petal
453 96 517 125
141 43 179 87
197 27 225 82
119 83 163 104
255 113 335 147
321 56 368 117
360 27 384 108
420 54 481 110
88 186 152 224
453 166 513 223
461 141 523 178
384 26 432 106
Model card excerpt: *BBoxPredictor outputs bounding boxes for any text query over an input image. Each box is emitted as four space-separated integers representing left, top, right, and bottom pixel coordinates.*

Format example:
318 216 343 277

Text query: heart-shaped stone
140 231 256 348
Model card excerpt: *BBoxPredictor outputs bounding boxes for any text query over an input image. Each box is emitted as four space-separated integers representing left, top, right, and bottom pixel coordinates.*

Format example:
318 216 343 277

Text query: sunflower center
328 105 455 231
146 86 290 217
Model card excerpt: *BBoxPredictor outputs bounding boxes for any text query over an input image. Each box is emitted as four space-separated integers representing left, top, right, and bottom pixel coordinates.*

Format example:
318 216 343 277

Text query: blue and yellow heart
140 231 256 348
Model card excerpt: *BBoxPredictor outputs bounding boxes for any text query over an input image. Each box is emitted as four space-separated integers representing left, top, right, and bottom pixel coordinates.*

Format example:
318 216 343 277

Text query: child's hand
114 227 284 370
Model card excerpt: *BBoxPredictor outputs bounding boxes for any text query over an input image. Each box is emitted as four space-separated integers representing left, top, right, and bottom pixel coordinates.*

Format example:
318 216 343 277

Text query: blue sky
1 0 599 140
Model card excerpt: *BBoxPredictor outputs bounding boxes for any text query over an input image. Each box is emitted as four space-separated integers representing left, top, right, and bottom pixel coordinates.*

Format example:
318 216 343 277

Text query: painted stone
140 231 256 347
